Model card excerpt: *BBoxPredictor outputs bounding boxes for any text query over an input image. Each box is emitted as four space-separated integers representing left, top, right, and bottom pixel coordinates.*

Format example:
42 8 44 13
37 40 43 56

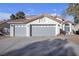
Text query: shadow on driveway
1 39 76 56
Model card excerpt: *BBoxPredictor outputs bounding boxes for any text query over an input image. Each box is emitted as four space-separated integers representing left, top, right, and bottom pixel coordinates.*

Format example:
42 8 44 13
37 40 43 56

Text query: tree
10 14 16 20
15 11 25 19
65 3 79 23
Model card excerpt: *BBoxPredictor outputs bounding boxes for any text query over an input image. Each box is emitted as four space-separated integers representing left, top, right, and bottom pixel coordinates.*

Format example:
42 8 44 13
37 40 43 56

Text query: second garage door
30 24 56 36
15 25 26 37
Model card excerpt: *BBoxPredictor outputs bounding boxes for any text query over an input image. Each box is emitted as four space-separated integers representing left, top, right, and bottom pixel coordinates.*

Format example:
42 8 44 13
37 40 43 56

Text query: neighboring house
0 20 10 35
74 24 79 31
7 14 74 37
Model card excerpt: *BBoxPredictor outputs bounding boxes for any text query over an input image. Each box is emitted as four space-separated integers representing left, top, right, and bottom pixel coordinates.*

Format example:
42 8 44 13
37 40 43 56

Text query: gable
27 16 60 25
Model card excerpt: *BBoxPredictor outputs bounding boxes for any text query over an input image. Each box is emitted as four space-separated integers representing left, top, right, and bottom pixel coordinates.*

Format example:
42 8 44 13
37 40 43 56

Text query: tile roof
7 14 73 24
0 20 8 24
0 20 9 28
62 20 74 24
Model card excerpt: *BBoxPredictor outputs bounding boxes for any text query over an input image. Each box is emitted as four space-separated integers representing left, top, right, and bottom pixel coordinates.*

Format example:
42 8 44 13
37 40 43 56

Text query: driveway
0 36 60 55
0 35 79 55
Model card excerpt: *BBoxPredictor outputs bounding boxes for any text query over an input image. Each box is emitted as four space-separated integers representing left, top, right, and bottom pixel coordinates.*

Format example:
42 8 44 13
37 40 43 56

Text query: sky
0 3 74 21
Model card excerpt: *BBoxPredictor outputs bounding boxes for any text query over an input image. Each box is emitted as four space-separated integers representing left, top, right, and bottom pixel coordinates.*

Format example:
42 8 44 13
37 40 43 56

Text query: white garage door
15 26 26 37
30 24 56 36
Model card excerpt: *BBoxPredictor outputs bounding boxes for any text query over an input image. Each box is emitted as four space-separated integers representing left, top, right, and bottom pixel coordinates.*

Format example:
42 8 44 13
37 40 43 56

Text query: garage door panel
31 25 56 36
15 27 26 36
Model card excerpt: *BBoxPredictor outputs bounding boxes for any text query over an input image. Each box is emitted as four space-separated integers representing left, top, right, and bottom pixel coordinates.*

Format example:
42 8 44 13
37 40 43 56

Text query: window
64 24 70 32
64 26 70 32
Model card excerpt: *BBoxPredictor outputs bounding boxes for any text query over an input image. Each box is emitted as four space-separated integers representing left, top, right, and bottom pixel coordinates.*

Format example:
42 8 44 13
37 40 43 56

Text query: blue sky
0 3 68 14
0 3 74 21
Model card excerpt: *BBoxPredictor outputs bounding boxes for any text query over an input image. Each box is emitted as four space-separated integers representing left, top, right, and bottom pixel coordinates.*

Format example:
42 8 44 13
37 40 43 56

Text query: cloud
0 12 11 20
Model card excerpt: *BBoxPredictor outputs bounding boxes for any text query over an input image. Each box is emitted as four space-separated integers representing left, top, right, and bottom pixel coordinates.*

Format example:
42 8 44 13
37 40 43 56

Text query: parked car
0 31 4 36
0 28 10 36
3 28 10 35
76 29 79 35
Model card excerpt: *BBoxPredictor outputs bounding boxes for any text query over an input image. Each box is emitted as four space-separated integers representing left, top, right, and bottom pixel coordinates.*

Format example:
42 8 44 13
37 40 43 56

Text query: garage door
15 26 26 37
30 24 56 36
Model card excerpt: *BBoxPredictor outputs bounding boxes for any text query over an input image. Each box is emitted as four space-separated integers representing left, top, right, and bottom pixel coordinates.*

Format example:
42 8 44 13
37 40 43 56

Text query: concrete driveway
0 35 79 55
0 36 59 55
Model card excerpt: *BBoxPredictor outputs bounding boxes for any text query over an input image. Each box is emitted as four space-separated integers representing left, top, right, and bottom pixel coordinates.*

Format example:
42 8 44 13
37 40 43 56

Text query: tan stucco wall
74 24 79 31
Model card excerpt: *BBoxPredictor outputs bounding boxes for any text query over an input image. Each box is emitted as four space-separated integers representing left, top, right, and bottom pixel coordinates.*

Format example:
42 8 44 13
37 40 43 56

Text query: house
7 14 74 37
74 24 79 31
0 20 10 35
0 20 9 28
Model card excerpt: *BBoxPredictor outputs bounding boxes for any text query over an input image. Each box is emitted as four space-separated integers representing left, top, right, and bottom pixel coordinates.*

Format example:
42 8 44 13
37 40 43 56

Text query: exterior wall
69 24 74 34
56 24 62 35
10 24 14 37
74 24 79 31
70 23 72 32
26 17 61 36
